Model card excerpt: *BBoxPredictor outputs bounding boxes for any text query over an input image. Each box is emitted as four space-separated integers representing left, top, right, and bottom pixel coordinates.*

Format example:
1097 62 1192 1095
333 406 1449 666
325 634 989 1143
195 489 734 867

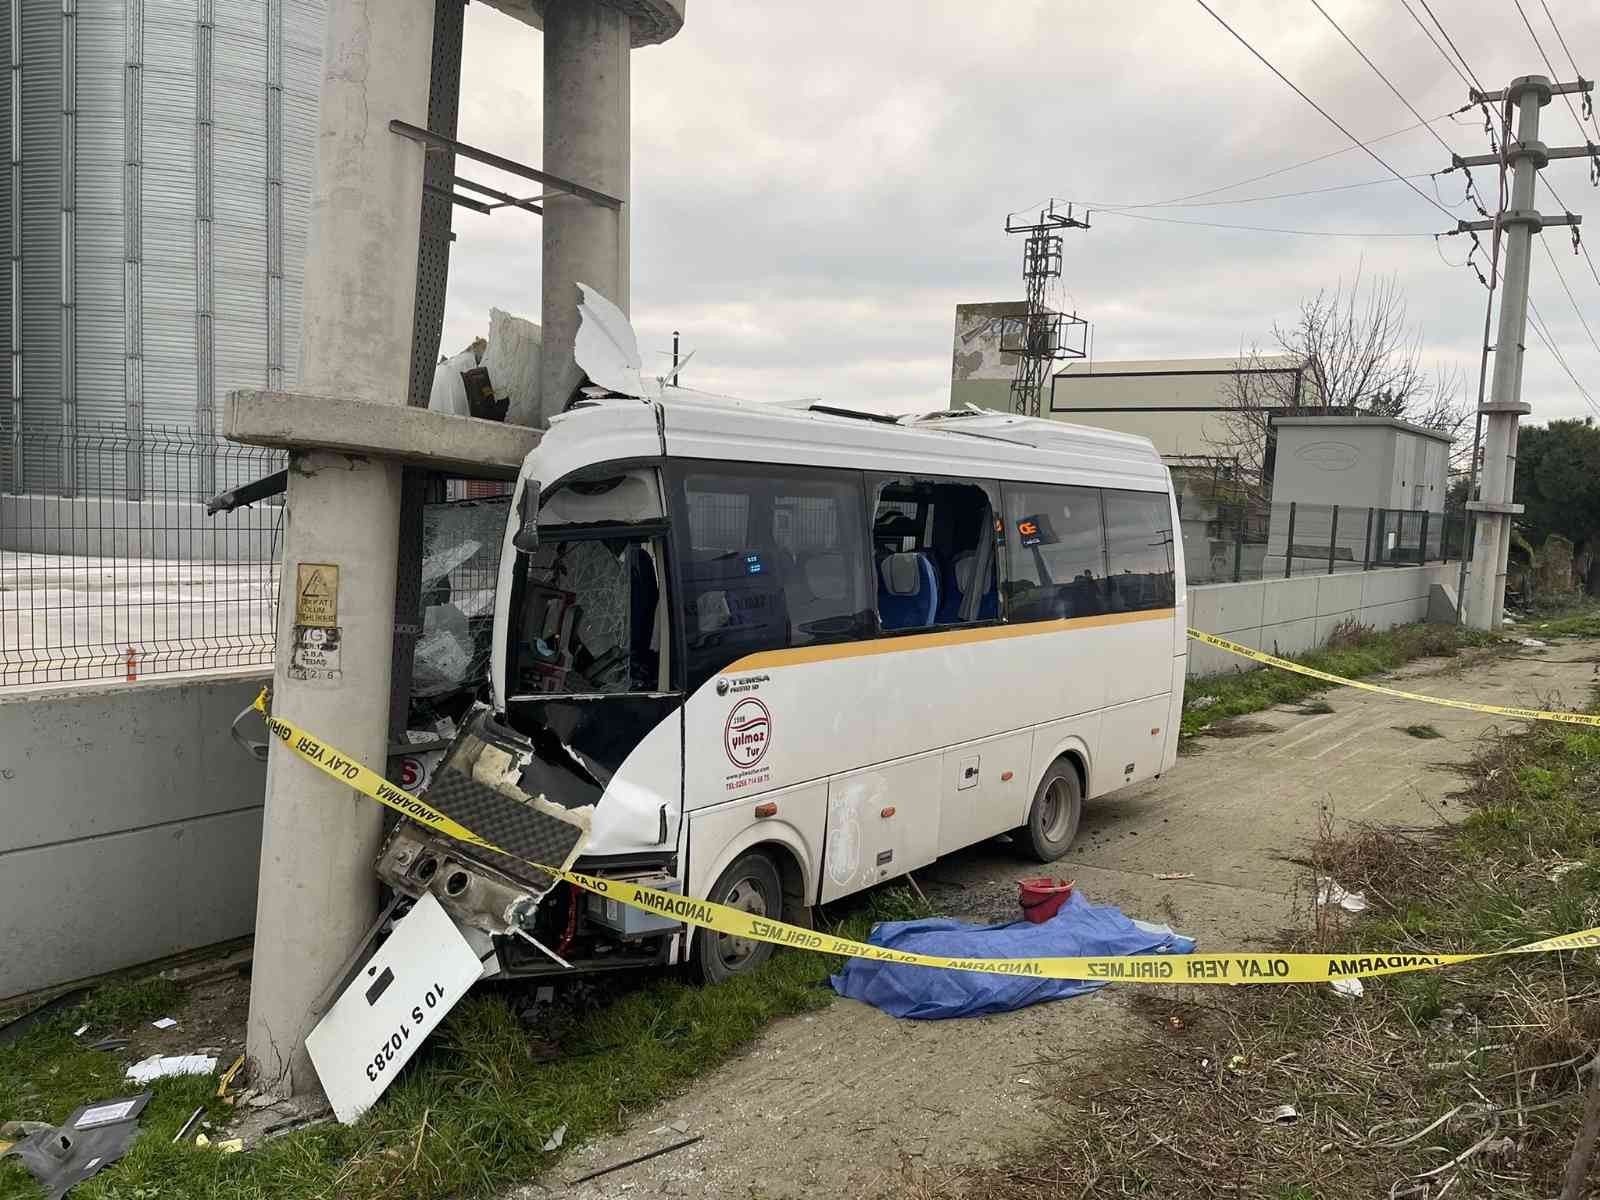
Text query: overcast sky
441 0 1600 424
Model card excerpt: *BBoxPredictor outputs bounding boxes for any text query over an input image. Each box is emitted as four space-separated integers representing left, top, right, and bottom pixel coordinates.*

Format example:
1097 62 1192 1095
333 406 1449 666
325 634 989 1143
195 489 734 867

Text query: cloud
443 0 1600 424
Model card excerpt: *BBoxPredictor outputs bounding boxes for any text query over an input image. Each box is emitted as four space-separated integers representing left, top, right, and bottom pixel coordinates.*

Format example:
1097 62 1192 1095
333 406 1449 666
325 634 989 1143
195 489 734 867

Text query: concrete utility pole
243 0 686 1099
1454 75 1592 630
245 0 437 1097
537 1 683 423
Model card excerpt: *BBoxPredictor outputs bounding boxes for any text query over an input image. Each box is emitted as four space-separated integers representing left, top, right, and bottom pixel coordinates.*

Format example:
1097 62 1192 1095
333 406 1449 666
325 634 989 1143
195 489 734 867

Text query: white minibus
418 387 1186 983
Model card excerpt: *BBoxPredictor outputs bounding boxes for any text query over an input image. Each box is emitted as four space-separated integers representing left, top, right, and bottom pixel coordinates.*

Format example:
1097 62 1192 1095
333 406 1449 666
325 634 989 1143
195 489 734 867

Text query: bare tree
1210 272 1469 498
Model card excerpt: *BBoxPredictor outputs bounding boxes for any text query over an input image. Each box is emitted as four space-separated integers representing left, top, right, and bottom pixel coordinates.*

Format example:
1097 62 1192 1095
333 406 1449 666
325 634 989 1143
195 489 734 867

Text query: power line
1087 208 1435 237
1190 0 1461 222
1528 296 1600 413
1510 0 1593 146
1086 111 1460 211
1307 0 1490 216
1084 171 1441 211
1536 229 1600 357
1415 0 1487 93
1395 0 1474 91
1537 0 1600 143
1539 174 1600 291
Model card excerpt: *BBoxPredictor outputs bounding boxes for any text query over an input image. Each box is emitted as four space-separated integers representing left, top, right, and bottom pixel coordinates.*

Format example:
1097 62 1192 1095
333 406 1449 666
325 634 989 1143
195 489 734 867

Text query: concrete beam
223 390 541 479
477 0 685 46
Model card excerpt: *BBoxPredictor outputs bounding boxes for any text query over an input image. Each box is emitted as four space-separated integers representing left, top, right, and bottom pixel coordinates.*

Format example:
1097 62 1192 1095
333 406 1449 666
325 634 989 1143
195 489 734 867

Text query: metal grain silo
0 0 325 496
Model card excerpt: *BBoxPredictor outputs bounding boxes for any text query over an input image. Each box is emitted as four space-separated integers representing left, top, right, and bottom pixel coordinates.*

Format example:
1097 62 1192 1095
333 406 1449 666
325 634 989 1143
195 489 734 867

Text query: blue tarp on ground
830 889 1197 1019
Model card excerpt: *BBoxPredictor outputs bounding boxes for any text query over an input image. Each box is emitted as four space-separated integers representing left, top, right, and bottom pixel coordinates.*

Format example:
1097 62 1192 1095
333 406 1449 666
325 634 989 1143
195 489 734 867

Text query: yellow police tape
1186 627 1600 729
253 690 1600 986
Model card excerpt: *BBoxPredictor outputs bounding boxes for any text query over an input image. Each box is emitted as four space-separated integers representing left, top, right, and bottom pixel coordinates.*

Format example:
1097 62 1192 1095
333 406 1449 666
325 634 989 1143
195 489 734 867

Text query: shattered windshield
513 535 666 696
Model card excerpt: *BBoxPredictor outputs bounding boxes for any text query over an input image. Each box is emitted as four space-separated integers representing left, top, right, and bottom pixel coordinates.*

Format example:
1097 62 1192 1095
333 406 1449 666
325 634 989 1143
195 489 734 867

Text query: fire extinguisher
125 646 139 682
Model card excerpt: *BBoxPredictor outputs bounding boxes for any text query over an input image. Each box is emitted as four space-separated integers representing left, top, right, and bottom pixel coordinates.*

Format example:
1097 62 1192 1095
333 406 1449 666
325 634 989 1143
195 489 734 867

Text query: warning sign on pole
295 563 340 627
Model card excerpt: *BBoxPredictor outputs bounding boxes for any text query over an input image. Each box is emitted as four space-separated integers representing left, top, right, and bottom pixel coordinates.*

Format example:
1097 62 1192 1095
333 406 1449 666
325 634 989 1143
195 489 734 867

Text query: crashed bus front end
378 397 693 978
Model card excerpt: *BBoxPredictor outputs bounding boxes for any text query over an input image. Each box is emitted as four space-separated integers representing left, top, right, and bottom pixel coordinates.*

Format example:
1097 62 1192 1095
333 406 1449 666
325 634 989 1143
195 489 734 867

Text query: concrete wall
0 672 269 999
1 495 282 560
1186 562 1457 677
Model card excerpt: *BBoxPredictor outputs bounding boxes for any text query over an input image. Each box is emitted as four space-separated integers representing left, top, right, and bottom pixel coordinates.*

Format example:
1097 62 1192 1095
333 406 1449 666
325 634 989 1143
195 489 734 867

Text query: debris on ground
831 889 1195 1019
1315 877 1368 914
1154 872 1195 881
542 1123 567 1152
1184 694 1219 710
0 1092 150 1199
171 1107 204 1144
216 1053 245 1101
150 1017 178 1030
1518 637 1549 648
1330 977 1365 998
1270 1103 1299 1124
0 987 91 1046
1018 877 1074 923
567 1136 703 1187
124 1053 217 1084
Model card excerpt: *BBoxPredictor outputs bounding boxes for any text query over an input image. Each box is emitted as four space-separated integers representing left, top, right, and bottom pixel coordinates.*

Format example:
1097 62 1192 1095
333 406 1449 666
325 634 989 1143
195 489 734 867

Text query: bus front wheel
691 851 783 984
1018 760 1082 862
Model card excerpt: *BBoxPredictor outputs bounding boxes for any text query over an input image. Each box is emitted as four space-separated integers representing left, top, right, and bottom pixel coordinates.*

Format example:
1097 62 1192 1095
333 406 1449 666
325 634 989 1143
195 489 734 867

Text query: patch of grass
0 888 927 1200
1182 621 1499 739
1295 698 1335 715
1398 723 1443 739
895 688 1600 1200
1525 599 1600 640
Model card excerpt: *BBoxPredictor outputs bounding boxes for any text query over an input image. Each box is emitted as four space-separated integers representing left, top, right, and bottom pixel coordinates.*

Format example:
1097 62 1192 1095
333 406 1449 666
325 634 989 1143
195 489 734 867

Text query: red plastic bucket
1019 877 1074 924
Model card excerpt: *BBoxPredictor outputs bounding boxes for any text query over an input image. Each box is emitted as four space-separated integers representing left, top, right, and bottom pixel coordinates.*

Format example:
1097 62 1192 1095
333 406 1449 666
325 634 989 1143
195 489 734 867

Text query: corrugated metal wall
0 0 325 497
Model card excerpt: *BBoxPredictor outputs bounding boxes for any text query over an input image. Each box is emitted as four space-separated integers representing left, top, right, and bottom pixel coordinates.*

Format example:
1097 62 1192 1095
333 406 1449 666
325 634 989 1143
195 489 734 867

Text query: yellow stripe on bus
727 607 1177 673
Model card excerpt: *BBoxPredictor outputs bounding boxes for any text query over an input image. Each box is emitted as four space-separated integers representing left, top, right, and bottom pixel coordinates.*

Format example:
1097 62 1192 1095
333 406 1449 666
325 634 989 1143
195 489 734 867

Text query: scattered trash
1518 637 1549 648
1228 1054 1249 1073
245 1094 279 1109
0 986 91 1046
1154 872 1195 881
832 889 1195 1019
216 1054 245 1101
567 1137 703 1187
542 1124 567 1152
0 1092 150 1199
87 1038 128 1053
1271 1103 1300 1124
72 1025 88 1038
216 1139 243 1153
669 1119 690 1135
125 1054 218 1084
1548 860 1583 882
151 1017 177 1031
0 1121 52 1139
1185 694 1219 710
171 1107 204 1144
1331 977 1365 999
1316 877 1368 915
1167 1015 1186 1031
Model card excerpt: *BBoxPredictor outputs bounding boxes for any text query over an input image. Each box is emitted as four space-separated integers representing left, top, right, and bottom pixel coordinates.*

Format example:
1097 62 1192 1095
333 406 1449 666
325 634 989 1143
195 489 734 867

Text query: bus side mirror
512 480 542 553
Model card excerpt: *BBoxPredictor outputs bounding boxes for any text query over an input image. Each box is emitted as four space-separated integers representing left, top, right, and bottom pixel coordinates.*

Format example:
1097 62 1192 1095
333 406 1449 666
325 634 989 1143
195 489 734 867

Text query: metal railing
1181 499 1465 586
1 423 286 687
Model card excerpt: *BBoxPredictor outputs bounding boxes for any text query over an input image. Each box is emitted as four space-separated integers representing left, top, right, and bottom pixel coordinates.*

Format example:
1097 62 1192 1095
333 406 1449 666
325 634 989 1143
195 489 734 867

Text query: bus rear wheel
1018 760 1082 862
692 851 783 984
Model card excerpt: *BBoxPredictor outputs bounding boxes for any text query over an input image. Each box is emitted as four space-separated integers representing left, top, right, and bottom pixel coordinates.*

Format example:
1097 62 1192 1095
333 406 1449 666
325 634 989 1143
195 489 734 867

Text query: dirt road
513 641 1600 1199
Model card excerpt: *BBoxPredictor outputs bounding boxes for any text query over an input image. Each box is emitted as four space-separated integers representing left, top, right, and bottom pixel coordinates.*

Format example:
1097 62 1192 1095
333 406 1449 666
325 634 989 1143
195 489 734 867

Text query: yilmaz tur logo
1294 441 1360 471
723 697 771 768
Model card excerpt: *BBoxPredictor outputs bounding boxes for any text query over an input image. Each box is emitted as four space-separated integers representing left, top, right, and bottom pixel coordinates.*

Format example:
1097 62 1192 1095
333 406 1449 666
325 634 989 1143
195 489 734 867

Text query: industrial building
0 0 326 495
950 301 1308 459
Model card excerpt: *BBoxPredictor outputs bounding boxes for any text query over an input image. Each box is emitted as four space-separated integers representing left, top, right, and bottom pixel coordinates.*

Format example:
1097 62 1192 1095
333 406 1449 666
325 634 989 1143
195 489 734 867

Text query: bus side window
1001 484 1107 622
870 477 1000 631
1103 489 1177 612
674 464 873 693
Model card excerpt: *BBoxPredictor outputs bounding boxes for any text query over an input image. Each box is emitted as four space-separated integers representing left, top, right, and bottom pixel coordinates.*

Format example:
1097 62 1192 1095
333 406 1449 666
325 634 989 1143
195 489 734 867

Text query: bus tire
691 851 783 985
1018 759 1082 862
